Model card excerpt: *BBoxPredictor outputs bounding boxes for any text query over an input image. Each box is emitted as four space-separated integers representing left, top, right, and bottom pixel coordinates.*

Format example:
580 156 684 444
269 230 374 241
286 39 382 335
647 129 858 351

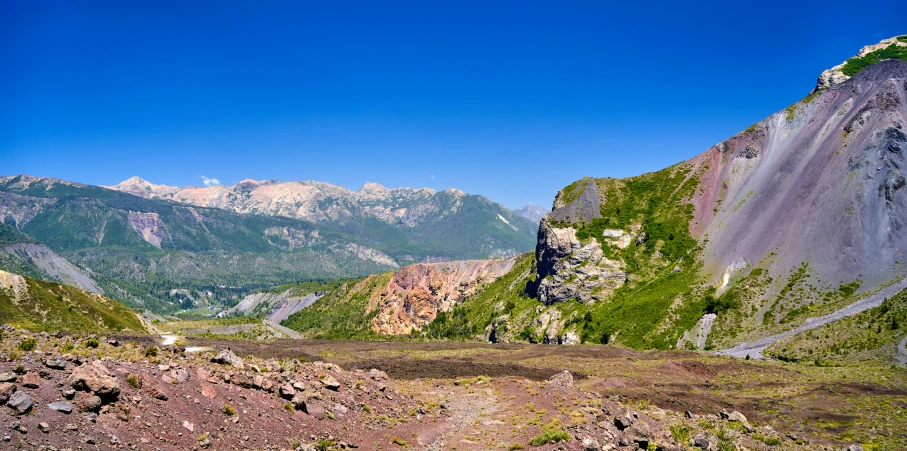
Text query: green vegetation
144 346 159 357
85 337 99 348
222 404 237 416
841 43 907 76
528 422 570 446
0 274 145 333
767 287 907 363
281 274 391 339
670 424 691 444
126 374 142 389
18 338 36 352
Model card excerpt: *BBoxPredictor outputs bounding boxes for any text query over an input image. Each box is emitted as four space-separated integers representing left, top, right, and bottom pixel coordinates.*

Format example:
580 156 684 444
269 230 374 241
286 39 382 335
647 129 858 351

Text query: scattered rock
38 422 50 433
182 420 194 432
150 385 169 401
548 370 574 387
21 371 41 388
693 433 712 450
48 401 73 414
279 383 296 399
211 349 244 369
6 392 33 415
0 373 15 383
44 357 67 370
80 395 102 412
69 361 121 399
319 375 340 391
728 410 753 432
582 437 602 450
0 382 15 405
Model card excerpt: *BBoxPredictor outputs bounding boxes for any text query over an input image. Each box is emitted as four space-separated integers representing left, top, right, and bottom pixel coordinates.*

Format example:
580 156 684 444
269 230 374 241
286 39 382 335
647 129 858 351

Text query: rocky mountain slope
0 269 144 333
106 176 537 262
281 258 517 338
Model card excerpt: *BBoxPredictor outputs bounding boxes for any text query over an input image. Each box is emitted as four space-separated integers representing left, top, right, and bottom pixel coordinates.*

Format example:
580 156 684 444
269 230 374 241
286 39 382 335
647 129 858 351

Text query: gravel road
718 276 907 359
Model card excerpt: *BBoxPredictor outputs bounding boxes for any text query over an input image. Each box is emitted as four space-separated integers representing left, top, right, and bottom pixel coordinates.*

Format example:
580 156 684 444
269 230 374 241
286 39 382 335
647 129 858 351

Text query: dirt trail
719 275 907 359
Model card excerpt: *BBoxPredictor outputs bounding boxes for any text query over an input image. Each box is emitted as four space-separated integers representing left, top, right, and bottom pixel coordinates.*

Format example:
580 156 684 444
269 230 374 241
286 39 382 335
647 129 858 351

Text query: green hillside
0 271 145 333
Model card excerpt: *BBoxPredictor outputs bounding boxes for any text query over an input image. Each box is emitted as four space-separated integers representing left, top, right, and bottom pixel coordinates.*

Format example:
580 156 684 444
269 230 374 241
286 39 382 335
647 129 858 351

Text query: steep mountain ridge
513 203 549 224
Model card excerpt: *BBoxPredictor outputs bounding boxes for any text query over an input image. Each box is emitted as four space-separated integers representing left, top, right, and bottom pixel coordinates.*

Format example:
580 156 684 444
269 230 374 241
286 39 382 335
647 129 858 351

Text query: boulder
319 375 341 391
211 349 244 369
150 385 169 401
728 410 753 432
69 361 120 399
169 369 189 383
582 437 602 451
548 370 574 387
48 401 73 414
693 433 713 450
279 383 296 399
0 382 16 405
80 395 103 412
368 368 388 380
6 392 33 415
45 357 67 370
21 371 41 388
0 372 16 383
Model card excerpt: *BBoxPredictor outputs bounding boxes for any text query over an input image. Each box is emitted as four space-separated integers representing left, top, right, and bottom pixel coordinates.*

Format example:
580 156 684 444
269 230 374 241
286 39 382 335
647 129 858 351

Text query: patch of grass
85 338 99 348
529 420 570 446
144 346 158 357
126 374 142 389
391 437 407 446
284 402 295 413
18 338 36 352
670 423 691 444
222 404 237 416
315 439 336 451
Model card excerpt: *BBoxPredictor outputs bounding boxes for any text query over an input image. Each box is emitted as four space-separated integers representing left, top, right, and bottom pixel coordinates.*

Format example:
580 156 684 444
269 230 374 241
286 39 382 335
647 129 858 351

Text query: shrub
508 445 525 451
315 439 336 451
85 338 99 349
670 424 691 444
14 364 26 375
18 338 37 352
61 342 74 353
144 346 158 357
127 374 142 389
284 402 295 413
222 404 237 416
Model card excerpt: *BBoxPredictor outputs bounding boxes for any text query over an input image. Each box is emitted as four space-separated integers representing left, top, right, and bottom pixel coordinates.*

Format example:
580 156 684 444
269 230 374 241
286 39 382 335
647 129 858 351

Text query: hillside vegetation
0 270 145 333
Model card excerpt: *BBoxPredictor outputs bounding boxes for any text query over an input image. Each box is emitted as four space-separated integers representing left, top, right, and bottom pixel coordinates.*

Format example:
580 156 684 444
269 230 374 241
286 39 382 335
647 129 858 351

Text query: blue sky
1 1 903 209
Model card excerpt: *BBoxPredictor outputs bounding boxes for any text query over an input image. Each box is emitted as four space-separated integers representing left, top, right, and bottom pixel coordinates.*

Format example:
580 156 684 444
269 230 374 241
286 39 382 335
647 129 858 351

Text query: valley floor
1 329 904 450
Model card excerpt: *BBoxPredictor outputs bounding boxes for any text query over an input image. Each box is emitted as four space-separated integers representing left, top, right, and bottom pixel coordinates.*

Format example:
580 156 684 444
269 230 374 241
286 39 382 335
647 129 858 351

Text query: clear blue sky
1 1 903 209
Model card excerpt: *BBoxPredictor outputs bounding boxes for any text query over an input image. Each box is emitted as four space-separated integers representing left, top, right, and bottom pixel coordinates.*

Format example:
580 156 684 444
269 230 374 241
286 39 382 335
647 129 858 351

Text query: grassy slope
280 273 393 339
0 275 145 333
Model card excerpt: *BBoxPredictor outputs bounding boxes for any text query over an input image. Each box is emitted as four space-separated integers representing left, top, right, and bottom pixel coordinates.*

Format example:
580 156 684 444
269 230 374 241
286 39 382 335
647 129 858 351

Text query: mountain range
0 175 536 314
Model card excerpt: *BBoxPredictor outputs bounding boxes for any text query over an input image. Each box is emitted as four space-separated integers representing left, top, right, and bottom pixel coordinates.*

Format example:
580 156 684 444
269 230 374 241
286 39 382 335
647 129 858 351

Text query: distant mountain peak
106 176 179 198
514 203 549 224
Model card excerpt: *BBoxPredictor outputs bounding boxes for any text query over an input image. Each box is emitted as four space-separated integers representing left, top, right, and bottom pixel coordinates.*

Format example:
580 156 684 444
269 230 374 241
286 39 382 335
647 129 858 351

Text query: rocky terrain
815 35 907 90
2 327 888 450
368 259 517 335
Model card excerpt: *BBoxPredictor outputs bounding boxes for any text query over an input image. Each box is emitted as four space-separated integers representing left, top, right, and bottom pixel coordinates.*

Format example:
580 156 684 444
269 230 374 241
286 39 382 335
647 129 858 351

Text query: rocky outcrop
370 258 517 334
815 36 907 91
127 212 168 248
69 361 121 399
534 219 626 305
104 176 179 198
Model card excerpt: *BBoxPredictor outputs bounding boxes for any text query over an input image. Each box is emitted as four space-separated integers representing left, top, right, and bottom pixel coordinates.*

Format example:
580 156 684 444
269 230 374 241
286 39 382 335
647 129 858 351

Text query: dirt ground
186 337 907 448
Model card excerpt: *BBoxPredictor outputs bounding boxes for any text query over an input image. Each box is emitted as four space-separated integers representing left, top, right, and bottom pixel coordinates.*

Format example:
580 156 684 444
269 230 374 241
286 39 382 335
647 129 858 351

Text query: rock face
2 243 103 294
370 258 517 334
126 212 168 249
534 219 626 305
815 36 907 91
